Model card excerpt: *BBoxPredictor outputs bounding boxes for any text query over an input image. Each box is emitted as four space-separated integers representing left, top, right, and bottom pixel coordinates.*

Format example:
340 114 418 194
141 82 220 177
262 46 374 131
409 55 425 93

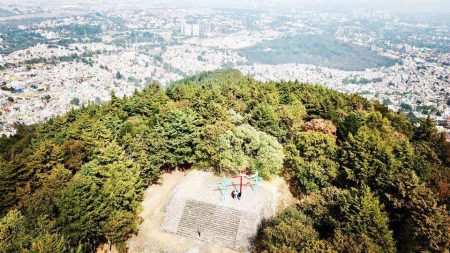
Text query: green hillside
0 69 448 252
238 35 397 71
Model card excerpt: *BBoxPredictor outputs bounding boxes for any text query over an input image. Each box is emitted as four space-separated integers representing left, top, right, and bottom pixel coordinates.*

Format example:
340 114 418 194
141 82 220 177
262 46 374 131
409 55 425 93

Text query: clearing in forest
126 170 296 253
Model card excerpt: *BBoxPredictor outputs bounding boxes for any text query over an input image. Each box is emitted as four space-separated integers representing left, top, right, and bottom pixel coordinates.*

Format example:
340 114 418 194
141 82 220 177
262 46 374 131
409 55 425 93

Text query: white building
0 55 4 67
180 22 192 36
192 24 200 37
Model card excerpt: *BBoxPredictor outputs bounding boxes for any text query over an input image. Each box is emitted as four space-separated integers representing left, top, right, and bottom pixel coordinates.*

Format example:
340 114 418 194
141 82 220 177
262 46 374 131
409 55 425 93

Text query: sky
167 0 450 13
2 0 449 14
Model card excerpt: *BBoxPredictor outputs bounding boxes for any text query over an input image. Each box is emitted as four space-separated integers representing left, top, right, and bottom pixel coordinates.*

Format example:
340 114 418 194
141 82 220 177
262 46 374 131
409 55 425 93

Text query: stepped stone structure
161 171 276 252
178 200 241 248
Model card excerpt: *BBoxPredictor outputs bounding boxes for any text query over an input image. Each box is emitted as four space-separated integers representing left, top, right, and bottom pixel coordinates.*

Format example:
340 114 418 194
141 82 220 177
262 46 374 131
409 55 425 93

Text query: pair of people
231 190 242 200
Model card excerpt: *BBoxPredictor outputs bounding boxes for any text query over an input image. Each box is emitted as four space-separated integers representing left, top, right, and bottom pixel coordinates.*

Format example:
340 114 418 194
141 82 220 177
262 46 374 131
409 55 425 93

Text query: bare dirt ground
127 170 240 253
99 170 297 253
265 176 299 211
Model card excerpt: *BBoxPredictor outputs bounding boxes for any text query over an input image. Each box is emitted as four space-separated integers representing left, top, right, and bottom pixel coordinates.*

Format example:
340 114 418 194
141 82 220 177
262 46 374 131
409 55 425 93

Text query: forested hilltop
0 69 449 253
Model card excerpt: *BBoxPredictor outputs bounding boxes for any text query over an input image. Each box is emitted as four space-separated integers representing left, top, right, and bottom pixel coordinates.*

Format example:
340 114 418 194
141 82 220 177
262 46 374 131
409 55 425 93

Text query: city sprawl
0 6 449 136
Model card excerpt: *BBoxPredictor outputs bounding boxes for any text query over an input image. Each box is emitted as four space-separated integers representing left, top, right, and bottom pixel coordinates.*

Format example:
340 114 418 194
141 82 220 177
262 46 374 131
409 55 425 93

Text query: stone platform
161 171 275 251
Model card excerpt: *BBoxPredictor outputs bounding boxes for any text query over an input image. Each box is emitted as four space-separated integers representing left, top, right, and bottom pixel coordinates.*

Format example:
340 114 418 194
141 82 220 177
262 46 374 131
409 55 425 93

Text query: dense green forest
0 69 448 252
238 35 397 71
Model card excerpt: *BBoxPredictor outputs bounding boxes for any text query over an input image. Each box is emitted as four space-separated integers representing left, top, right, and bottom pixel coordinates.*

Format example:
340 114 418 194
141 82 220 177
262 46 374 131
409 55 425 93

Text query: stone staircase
177 200 242 249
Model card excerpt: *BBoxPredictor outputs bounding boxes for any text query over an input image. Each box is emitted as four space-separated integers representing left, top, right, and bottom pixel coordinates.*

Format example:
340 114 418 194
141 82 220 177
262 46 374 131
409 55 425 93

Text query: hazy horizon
1 0 449 14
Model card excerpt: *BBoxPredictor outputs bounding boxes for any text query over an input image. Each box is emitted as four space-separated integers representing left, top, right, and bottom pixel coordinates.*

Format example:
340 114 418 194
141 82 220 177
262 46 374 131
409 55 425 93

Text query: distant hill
0 69 448 252
239 35 397 71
